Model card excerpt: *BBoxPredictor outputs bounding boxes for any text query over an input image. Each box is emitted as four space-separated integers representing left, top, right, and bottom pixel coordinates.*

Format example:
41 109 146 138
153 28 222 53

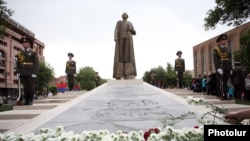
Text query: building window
201 49 205 74
0 40 7 47
194 52 197 77
209 47 213 73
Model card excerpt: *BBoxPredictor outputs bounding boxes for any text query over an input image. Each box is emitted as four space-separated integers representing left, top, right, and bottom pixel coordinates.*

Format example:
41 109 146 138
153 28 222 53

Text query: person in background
48 91 53 97
174 51 185 88
150 70 156 86
245 73 250 100
94 72 100 87
65 53 76 91
227 80 234 100
201 75 207 94
16 36 39 105
224 108 250 124
59 81 67 93
206 72 212 95
231 61 245 100
213 34 232 100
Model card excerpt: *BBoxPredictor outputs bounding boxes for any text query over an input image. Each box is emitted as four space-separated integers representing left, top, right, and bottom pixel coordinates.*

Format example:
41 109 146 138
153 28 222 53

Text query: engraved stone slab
34 82 201 133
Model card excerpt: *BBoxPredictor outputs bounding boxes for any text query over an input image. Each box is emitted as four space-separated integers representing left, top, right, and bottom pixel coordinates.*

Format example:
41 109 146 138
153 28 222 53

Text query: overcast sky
6 0 235 79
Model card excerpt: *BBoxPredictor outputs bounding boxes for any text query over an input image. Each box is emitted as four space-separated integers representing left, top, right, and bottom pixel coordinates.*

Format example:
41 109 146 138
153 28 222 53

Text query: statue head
122 12 128 19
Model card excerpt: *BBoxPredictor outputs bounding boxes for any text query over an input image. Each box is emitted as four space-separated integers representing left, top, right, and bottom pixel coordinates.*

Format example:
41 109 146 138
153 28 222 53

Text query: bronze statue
113 12 137 80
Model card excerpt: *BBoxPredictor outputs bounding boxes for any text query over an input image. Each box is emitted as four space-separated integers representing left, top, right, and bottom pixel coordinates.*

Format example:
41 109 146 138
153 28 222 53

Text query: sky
6 0 235 79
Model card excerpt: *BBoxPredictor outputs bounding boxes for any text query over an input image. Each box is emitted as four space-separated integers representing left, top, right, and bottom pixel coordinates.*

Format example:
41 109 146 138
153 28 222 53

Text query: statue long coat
113 20 137 79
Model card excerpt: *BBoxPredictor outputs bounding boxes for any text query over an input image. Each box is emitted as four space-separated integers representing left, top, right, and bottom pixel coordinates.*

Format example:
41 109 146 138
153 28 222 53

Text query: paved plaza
1 79 250 134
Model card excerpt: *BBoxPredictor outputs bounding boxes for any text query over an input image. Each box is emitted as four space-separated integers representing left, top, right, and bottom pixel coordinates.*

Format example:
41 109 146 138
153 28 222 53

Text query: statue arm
128 21 136 35
114 21 119 42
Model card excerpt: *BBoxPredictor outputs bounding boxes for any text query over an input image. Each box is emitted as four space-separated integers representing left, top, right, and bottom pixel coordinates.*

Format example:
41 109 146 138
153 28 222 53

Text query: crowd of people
192 71 250 100
189 34 250 101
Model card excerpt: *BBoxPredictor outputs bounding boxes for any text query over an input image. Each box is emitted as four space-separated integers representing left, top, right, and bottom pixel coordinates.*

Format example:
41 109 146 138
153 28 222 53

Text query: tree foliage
204 0 250 30
35 62 54 95
234 29 250 74
0 0 14 37
76 66 96 91
143 63 192 88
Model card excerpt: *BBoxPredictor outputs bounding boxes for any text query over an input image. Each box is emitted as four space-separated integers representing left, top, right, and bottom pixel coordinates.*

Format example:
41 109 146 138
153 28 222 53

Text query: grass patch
235 99 250 105
0 104 13 112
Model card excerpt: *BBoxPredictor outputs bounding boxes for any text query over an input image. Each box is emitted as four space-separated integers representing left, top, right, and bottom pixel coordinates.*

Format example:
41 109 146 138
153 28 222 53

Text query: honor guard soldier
174 51 185 88
213 34 232 100
65 53 76 91
16 36 39 105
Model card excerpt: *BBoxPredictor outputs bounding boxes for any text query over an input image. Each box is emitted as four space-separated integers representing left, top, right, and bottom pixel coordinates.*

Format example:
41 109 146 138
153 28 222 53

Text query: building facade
193 22 250 78
0 17 45 98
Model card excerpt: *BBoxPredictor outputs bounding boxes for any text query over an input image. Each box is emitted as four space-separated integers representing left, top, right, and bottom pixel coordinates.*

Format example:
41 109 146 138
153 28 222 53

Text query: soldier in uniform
16 36 39 105
174 51 185 88
65 53 76 91
213 34 232 100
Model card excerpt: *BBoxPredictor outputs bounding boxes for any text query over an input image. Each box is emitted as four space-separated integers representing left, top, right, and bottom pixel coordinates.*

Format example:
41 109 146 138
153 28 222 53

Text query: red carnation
144 131 150 141
194 126 199 129
154 128 160 133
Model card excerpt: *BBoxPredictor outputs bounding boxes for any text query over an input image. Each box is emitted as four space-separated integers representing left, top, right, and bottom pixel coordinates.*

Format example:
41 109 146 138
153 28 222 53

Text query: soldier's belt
21 62 33 65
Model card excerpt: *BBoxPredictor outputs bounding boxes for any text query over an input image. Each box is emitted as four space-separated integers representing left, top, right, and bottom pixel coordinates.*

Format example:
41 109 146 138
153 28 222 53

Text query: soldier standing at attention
16 36 39 105
65 53 76 91
213 34 232 100
174 51 185 88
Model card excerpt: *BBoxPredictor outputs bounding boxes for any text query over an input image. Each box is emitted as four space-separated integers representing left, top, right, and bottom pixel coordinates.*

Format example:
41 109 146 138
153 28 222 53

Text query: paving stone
0 114 39 120
14 105 57 110
34 99 69 103
0 90 86 133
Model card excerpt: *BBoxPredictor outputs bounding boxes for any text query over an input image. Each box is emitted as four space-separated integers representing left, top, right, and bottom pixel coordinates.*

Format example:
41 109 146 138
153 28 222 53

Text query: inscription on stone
91 100 169 121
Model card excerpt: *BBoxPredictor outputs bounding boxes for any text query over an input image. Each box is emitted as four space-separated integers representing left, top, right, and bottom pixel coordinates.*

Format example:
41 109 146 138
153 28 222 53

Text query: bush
80 81 95 91
0 104 13 112
49 86 57 94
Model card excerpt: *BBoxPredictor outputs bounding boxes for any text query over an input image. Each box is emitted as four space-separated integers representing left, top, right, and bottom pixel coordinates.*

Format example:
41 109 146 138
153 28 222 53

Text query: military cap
68 52 74 57
216 34 228 42
176 50 182 55
234 61 241 65
20 36 33 45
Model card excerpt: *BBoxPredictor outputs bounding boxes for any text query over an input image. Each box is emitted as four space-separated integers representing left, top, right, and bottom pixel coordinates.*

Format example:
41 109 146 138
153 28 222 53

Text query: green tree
143 62 192 88
234 29 250 74
165 63 176 88
76 66 96 91
35 62 54 96
204 0 250 30
142 70 151 83
0 0 14 37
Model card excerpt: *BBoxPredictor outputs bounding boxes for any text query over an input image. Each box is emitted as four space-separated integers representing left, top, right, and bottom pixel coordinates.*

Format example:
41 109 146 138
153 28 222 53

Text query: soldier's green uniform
16 36 39 105
174 51 185 88
65 53 76 91
213 34 232 100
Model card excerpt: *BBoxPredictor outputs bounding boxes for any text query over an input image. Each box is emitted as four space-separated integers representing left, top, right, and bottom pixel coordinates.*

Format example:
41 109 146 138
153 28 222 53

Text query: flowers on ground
186 96 205 105
0 125 204 141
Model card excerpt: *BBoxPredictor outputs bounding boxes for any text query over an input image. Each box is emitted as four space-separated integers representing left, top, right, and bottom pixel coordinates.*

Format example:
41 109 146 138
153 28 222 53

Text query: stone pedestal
107 79 143 85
